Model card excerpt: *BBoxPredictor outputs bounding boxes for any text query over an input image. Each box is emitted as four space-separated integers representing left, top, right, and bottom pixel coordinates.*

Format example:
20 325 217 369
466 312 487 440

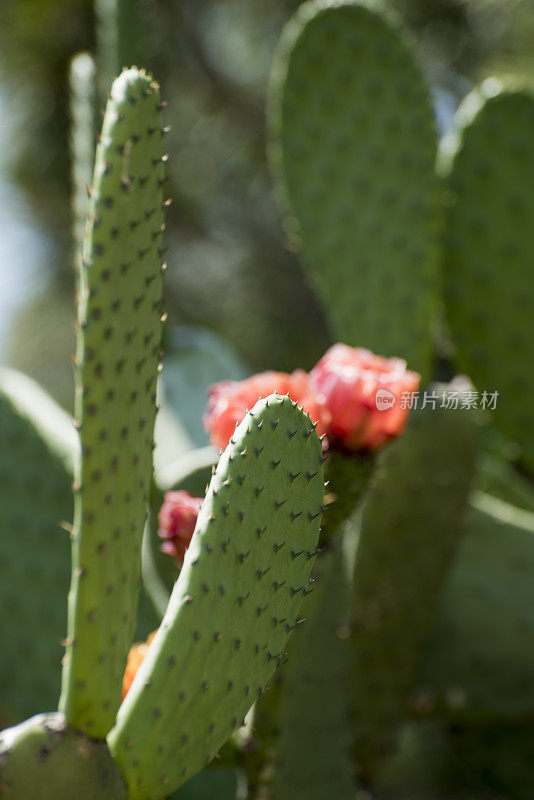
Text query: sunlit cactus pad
268 0 440 378
60 67 166 737
108 395 325 799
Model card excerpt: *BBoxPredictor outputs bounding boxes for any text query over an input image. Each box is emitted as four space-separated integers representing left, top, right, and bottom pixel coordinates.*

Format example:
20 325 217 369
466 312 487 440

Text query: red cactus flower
203 369 329 450
122 630 158 700
310 344 420 451
158 490 203 565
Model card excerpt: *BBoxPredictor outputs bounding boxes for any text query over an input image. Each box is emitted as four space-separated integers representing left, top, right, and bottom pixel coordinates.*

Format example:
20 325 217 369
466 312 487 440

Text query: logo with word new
375 389 396 411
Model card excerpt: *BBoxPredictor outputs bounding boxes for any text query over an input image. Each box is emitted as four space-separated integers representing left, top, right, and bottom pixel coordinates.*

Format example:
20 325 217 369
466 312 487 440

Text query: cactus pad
0 369 76 724
108 395 324 799
0 713 126 800
268 0 440 378
417 492 534 721
271 536 355 800
59 68 166 737
349 387 478 774
442 82 534 473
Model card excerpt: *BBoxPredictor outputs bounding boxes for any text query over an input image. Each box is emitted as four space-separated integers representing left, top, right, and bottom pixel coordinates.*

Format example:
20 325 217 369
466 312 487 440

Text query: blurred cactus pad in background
1 0 534 798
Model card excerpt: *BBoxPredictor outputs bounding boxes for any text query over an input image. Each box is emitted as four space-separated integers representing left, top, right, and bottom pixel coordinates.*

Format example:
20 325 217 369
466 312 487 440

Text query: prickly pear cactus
349 385 479 776
271 535 355 800
0 369 76 725
268 0 440 378
442 81 534 474
417 491 534 722
0 713 126 800
96 0 144 97
59 67 166 738
108 395 325 799
240 452 374 798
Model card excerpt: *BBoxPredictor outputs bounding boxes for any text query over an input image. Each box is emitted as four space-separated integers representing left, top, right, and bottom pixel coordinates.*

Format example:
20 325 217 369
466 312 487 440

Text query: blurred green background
0 0 533 411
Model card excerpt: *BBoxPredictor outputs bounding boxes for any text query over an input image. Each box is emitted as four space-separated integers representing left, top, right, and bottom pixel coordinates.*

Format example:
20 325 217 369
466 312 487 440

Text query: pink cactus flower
158 490 203 565
203 370 329 450
310 343 420 451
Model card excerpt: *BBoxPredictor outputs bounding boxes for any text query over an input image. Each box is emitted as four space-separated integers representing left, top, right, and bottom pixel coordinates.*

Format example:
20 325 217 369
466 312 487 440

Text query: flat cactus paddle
271 535 356 800
417 491 534 722
268 0 440 379
349 385 479 777
442 81 534 475
108 395 325 799
59 67 166 737
0 713 126 800
0 370 76 725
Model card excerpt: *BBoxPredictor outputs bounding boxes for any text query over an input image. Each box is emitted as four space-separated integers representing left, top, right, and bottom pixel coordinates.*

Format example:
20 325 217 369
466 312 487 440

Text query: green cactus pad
349 386 478 775
0 713 126 800
441 81 534 474
108 395 324 799
268 0 440 378
271 535 356 800
172 768 240 800
246 452 373 795
321 451 375 540
0 369 76 724
59 68 166 737
416 492 534 722
96 0 144 97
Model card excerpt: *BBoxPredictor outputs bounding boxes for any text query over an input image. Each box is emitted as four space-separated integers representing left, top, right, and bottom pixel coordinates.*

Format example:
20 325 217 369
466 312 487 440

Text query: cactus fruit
268 0 440 379
0 369 76 724
122 631 158 700
108 395 325 798
158 491 203 563
309 344 420 451
204 369 328 450
441 81 534 474
349 384 479 776
59 67 166 738
417 491 534 721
